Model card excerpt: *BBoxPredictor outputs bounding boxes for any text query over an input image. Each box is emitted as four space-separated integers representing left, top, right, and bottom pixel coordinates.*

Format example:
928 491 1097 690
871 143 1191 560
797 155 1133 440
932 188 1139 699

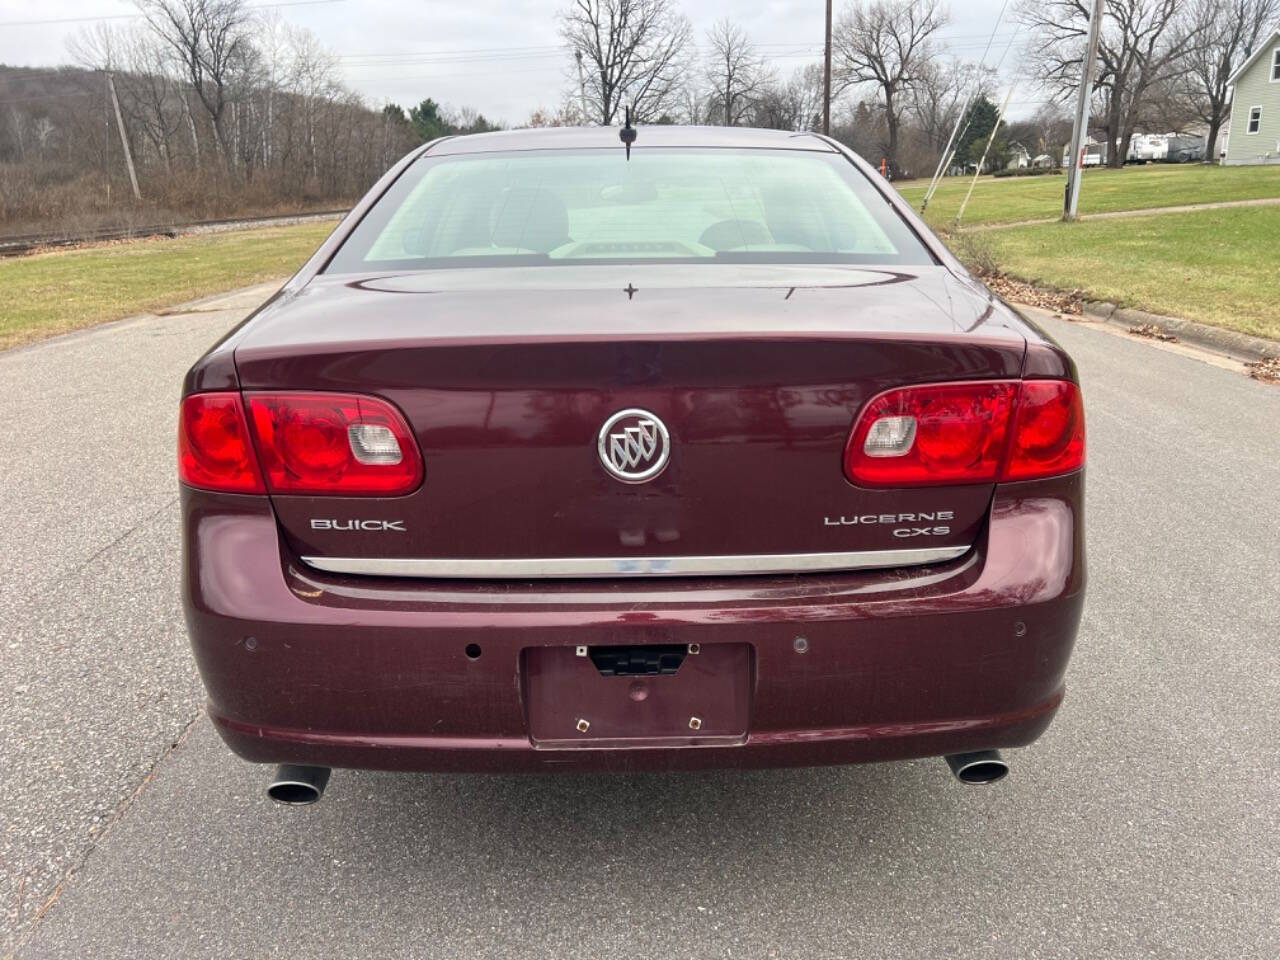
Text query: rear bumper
183 473 1085 773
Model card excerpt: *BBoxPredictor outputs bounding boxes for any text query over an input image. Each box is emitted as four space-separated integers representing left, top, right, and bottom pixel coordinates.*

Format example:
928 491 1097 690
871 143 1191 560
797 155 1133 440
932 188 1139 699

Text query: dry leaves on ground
983 274 1084 315
1245 356 1280 383
1128 323 1178 343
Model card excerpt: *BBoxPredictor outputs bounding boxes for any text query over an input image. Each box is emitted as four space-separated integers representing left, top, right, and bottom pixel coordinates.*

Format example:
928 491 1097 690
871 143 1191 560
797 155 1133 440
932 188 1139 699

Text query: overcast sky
0 0 1028 123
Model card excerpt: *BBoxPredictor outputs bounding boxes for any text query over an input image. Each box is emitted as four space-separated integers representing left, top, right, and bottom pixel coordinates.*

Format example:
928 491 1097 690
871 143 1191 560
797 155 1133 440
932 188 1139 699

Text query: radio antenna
619 106 637 161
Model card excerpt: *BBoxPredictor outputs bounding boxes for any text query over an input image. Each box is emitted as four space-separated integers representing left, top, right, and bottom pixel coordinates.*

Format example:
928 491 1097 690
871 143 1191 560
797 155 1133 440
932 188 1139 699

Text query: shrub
992 167 1063 178
947 230 1001 278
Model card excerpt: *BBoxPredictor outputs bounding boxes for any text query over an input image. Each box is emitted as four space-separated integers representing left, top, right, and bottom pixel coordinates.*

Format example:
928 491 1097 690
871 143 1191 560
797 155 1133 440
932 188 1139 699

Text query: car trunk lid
234 264 1025 575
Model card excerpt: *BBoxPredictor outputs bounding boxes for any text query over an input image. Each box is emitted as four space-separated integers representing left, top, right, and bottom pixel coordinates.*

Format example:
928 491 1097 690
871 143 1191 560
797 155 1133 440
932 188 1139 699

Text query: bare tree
560 0 693 124
285 24 340 182
525 102 585 127
909 58 993 154
833 0 949 176
67 23 122 71
68 24 185 174
4 3 485 235
1030 101 1073 161
123 29 187 173
1183 0 1278 159
254 10 290 169
1018 0 1202 167
678 78 716 125
7 106 27 163
830 97 889 161
703 19 774 126
754 62 826 131
790 62 828 132
136 0 252 175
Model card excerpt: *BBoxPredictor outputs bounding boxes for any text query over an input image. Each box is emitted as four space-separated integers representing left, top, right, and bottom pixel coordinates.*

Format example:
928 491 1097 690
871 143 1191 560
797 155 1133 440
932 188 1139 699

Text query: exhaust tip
945 750 1008 785
267 764 331 805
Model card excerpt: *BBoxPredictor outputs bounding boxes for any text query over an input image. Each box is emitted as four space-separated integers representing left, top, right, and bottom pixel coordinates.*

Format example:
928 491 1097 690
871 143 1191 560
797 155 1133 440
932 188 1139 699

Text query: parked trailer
1126 134 1206 164
1062 142 1108 167
1165 135 1205 163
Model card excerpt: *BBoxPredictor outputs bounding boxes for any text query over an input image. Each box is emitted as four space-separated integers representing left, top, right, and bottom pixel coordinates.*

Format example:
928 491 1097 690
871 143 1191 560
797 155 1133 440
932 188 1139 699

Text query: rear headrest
761 185 829 251
491 188 571 253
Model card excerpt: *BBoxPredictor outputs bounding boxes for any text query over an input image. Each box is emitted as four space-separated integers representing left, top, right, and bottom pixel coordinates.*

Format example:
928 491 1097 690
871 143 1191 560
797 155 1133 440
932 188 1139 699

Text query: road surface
2 287 1277 959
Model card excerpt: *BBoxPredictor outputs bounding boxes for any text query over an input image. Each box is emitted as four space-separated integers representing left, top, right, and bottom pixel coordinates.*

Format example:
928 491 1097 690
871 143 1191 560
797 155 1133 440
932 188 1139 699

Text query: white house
1006 142 1031 170
1223 29 1280 165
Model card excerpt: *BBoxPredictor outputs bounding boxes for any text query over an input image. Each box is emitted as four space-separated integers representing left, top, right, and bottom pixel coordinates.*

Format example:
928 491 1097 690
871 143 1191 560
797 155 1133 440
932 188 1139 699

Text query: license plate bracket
523 643 752 748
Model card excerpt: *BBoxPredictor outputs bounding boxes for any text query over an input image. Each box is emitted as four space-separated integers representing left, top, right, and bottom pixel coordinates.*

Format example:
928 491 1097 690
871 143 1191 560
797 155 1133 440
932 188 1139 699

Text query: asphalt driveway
2 289 1277 959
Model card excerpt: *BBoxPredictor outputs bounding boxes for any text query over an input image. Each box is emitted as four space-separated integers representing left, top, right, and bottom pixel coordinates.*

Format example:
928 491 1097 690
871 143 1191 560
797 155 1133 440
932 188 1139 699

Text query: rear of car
179 127 1084 790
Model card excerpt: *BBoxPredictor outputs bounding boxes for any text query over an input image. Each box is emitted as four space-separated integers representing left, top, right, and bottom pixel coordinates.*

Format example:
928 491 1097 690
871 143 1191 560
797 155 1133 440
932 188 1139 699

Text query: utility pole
106 72 141 201
1063 0 1103 221
822 0 833 135
575 50 590 125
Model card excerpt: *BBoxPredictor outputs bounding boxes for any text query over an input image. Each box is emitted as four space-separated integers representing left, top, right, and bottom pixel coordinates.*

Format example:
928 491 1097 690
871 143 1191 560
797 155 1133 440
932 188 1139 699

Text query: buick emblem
597 408 671 483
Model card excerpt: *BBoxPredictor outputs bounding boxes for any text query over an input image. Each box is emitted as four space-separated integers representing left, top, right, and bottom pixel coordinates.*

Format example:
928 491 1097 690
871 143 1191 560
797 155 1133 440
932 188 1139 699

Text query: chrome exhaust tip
267 764 331 805
944 750 1009 784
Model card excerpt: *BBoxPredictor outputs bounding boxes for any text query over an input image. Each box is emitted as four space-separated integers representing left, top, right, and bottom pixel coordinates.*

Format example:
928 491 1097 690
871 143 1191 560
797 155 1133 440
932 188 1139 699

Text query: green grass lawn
895 164 1280 229
0 222 335 350
977 206 1280 339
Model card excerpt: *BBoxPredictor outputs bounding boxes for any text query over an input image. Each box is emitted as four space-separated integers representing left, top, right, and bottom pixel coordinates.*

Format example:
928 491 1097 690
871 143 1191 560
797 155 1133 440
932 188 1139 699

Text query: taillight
1002 380 1086 481
844 379 1084 487
245 392 423 495
179 392 265 493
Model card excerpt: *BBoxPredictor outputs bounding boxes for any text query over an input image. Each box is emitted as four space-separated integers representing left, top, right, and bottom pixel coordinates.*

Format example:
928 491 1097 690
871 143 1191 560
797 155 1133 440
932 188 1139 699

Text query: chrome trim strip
299 545 969 579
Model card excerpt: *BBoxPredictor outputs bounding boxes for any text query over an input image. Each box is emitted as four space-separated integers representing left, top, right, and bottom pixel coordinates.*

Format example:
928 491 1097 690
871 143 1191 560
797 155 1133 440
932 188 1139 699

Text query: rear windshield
324 147 935 272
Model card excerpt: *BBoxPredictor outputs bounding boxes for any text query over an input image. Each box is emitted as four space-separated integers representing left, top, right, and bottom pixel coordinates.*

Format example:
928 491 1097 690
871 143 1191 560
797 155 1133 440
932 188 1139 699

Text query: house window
1247 106 1262 134
1272 48 1280 82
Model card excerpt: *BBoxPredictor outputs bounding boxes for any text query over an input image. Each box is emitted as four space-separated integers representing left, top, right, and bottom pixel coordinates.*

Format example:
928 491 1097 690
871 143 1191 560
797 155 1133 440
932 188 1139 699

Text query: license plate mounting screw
688 716 703 730
687 643 700 655
575 718 590 733
575 646 588 657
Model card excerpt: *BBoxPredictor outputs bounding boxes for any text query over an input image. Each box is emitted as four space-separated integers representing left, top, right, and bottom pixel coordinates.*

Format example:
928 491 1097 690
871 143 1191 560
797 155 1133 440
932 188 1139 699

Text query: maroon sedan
178 126 1084 804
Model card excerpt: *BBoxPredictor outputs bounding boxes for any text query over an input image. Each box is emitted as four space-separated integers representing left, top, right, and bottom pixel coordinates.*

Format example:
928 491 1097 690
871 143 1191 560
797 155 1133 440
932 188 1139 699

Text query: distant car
179 126 1086 804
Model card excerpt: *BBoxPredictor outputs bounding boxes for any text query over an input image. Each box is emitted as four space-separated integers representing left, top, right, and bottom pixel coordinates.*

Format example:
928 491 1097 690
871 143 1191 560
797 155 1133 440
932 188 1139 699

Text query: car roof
426 125 838 156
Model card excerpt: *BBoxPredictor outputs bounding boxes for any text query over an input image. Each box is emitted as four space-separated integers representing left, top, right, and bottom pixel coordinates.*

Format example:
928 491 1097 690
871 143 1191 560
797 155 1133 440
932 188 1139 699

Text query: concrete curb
154 279 284 315
1081 301 1278 362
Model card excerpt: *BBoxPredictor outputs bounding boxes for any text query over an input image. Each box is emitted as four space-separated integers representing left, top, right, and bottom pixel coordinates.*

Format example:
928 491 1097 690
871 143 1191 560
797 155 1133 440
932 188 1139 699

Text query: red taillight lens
179 393 265 493
844 379 1085 487
845 381 1017 486
245 392 423 495
1002 380 1086 481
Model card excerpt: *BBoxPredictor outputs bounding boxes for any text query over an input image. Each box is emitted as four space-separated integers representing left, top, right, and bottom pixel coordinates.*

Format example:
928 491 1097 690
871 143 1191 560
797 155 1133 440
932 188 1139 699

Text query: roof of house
1227 29 1280 86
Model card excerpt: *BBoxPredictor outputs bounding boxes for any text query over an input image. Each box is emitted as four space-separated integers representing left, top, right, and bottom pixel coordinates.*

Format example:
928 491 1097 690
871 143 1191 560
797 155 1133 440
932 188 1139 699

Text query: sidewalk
965 195 1280 232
